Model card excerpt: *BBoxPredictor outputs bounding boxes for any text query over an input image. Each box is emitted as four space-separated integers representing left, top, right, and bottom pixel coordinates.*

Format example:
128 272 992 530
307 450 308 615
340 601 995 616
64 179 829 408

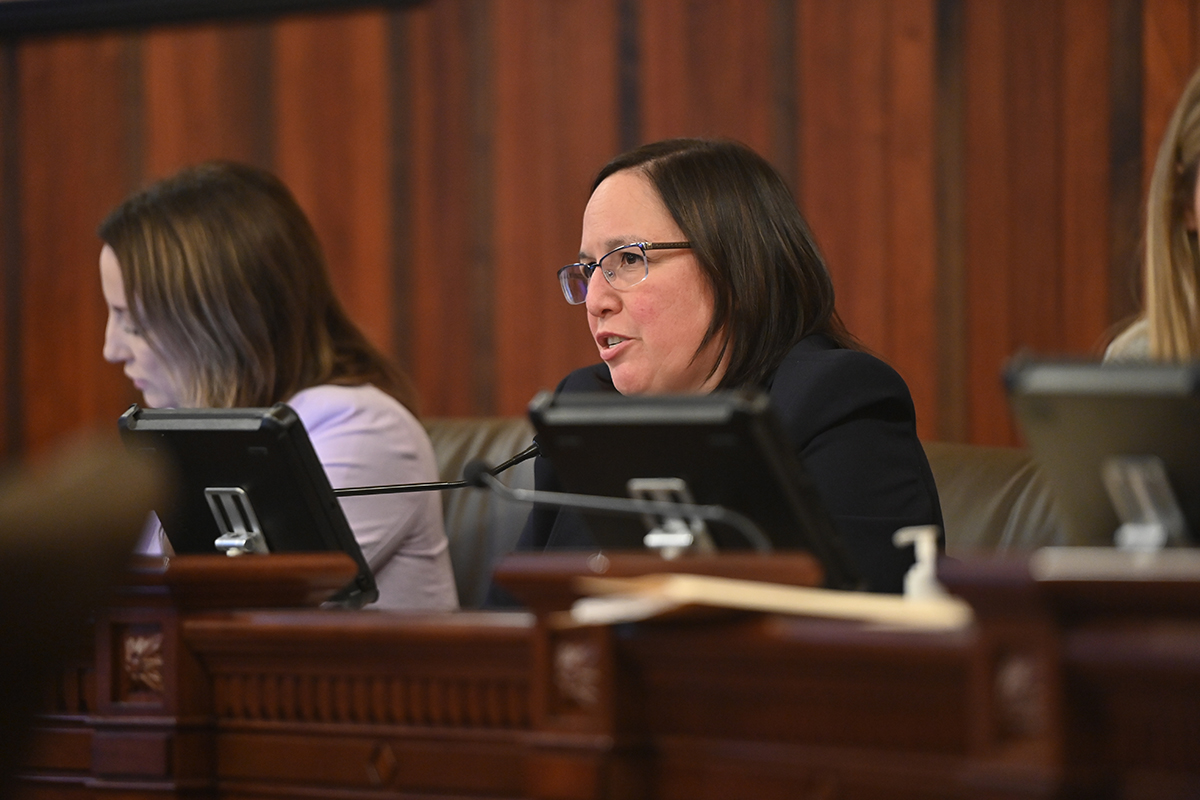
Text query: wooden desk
14 551 1200 799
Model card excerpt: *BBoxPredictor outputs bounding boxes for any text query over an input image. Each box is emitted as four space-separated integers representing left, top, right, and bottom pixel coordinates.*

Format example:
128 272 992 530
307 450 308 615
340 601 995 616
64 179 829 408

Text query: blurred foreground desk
14 550 1200 799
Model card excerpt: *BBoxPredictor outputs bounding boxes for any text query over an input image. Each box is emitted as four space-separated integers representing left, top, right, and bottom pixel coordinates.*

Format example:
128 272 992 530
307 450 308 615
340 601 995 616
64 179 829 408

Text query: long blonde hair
98 162 416 411
1143 67 1200 359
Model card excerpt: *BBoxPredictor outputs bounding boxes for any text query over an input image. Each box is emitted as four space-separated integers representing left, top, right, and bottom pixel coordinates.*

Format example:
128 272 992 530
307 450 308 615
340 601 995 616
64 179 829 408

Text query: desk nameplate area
14 551 1200 800
116 552 360 610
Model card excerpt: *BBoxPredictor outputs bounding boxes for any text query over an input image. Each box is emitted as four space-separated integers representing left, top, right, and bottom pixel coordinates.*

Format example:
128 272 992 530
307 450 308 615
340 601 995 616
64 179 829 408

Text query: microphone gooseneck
333 441 540 498
485 441 541 476
462 458 494 489
469 459 772 553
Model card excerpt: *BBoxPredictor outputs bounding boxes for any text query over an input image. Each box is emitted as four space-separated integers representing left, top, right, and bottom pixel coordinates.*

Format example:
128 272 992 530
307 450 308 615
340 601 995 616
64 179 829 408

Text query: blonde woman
98 162 457 610
1108 66 1200 360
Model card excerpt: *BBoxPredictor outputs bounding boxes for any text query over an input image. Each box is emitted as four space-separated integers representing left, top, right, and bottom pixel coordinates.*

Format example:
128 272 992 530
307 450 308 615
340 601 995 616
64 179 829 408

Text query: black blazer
516 335 943 593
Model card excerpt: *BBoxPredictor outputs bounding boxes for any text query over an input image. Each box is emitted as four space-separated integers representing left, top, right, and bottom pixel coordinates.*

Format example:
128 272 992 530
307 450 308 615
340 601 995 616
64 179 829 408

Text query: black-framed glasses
557 241 692 305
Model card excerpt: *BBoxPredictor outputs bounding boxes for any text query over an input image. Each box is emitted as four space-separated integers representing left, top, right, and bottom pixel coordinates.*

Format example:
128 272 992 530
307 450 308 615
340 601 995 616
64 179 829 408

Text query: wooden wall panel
962 0 1018 447
962 0 1117 446
933 0 968 443
798 0 940 439
1003 2 1062 359
403 0 493 416
885 1 940 438
1109 0 1143 330
800 0 890 349
1061 0 1112 354
490 0 618 415
17 33 140 455
1 43 14 457
0 0 1180 461
274 10 394 356
142 20 274 178
1142 0 1199 189
639 0 777 156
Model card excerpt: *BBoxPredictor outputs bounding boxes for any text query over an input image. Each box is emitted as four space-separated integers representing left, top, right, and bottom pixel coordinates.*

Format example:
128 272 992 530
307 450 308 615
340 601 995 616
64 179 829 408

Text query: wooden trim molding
0 0 423 37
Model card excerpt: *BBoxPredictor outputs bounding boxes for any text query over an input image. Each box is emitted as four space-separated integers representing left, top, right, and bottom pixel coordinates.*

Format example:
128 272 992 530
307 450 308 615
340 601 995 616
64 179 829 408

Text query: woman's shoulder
768 336 915 426
286 383 421 436
556 363 616 394
1104 317 1150 362
774 336 907 391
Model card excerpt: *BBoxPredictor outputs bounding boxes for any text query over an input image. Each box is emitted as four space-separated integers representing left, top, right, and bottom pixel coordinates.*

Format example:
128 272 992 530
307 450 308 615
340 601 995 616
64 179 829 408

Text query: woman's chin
609 369 646 396
139 390 175 409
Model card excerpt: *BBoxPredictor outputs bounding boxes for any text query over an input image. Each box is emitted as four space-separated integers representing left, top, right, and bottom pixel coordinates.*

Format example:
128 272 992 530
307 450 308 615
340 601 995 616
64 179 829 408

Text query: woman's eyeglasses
557 241 691 305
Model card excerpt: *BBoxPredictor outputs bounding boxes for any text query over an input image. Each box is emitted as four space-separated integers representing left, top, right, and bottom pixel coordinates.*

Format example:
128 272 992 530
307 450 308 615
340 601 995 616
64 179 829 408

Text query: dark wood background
1 0 1197 459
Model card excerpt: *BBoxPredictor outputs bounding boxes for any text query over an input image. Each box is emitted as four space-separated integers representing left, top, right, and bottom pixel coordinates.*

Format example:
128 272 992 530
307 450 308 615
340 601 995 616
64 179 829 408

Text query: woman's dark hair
98 161 417 411
593 138 856 388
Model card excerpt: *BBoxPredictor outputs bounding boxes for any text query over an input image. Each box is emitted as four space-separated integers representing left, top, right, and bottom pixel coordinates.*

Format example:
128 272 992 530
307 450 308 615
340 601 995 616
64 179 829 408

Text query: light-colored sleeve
288 385 458 611
132 511 167 555
1104 318 1150 362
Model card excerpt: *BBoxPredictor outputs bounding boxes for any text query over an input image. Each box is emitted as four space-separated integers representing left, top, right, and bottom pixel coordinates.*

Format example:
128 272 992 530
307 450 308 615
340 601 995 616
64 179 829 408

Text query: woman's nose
102 316 129 363
584 270 620 318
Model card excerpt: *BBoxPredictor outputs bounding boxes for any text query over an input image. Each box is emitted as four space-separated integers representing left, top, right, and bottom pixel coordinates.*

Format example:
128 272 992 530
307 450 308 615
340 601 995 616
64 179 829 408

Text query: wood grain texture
212 671 529 726
17 32 141 455
1142 0 1197 191
142 20 274 178
799 0 941 440
25 553 1200 798
960 0 1120 445
886 1 939 438
1 43 15 456
1061 0 1112 355
963 0 1017 446
0 0 1175 460
491 0 618 415
800 0 891 350
1110 0 1144 328
401 0 495 416
1003 1 1062 361
639 0 776 155
934 0 968 443
274 9 394 357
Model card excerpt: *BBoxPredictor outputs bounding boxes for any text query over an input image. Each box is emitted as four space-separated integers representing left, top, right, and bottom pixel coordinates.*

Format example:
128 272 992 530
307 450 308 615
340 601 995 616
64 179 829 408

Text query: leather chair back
424 417 535 608
923 441 1064 553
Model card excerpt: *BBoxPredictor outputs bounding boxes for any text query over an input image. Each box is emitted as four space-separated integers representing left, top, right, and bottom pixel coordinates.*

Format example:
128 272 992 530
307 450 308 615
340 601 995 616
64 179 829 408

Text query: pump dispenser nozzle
892 525 946 600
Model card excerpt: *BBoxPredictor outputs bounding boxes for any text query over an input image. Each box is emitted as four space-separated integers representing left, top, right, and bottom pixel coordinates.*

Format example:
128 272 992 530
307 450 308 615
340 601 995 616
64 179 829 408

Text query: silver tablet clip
627 477 716 560
205 487 269 556
1102 455 1188 552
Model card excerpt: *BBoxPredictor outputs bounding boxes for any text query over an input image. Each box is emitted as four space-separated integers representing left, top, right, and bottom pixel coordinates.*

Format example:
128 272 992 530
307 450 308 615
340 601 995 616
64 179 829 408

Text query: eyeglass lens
558 245 648 304
559 267 590 304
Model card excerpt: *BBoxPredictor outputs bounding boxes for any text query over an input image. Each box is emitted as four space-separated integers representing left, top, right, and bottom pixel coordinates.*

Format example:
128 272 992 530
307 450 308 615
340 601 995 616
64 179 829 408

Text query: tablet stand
627 477 716 559
1102 455 1188 551
205 486 269 555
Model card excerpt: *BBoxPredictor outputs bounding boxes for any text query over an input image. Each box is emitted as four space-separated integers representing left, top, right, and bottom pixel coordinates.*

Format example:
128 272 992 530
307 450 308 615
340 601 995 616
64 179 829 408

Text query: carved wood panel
212 670 530 728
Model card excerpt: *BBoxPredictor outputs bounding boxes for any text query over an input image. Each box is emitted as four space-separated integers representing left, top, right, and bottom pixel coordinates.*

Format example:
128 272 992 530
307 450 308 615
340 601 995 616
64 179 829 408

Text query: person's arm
514 452 562 550
290 385 458 610
769 349 943 593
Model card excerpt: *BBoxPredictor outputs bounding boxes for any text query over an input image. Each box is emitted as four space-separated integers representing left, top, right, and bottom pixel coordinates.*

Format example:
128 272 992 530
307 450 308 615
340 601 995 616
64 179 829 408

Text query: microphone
333 441 541 497
462 458 772 553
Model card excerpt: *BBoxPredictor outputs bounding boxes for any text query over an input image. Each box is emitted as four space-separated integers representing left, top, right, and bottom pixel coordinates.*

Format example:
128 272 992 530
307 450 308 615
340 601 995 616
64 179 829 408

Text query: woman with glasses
519 138 942 593
98 162 458 611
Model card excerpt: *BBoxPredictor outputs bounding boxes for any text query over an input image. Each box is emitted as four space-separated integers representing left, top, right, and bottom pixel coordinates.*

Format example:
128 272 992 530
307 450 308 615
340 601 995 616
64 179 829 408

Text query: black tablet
528 389 861 590
118 403 378 607
1006 360 1200 547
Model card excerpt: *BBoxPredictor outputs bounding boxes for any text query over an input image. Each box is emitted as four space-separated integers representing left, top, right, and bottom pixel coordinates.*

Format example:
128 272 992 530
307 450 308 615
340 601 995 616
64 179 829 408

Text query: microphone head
462 459 493 488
